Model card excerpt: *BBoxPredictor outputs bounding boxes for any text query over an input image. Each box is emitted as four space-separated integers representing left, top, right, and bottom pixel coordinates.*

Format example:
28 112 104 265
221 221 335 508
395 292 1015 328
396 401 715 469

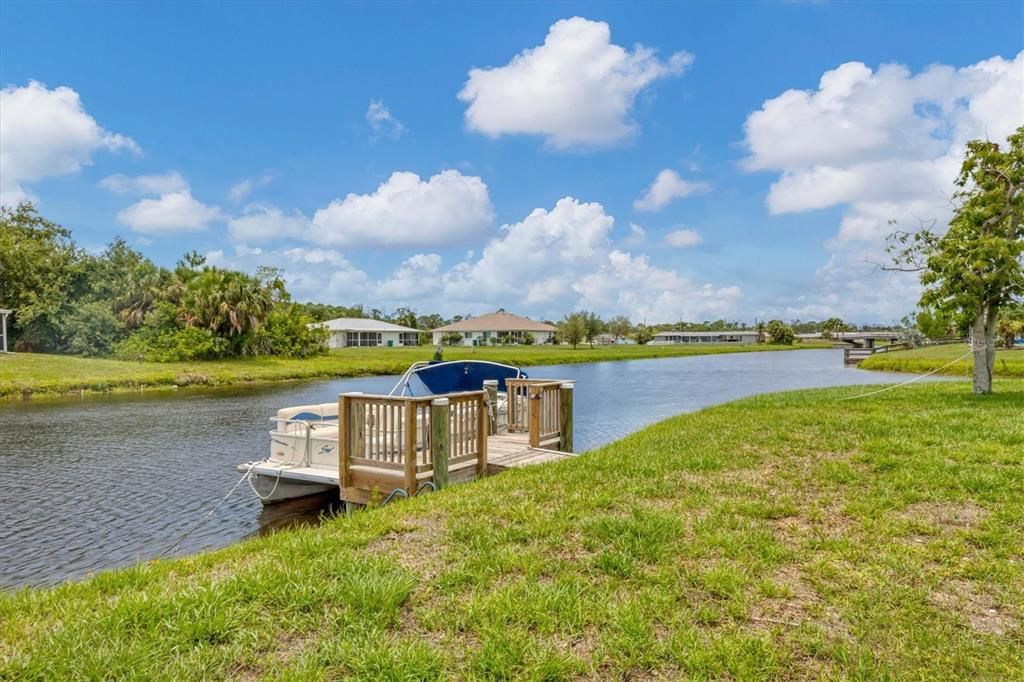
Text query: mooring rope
157 464 254 559
839 347 974 401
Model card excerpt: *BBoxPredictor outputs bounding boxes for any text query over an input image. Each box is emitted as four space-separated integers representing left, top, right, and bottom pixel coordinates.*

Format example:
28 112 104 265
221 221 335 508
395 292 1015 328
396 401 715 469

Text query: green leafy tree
915 308 955 340
580 310 604 347
521 331 535 345
997 303 1024 348
61 300 124 356
392 307 418 330
559 313 587 349
633 324 655 345
606 315 631 342
766 320 795 345
0 203 84 350
821 317 848 339
887 128 1024 393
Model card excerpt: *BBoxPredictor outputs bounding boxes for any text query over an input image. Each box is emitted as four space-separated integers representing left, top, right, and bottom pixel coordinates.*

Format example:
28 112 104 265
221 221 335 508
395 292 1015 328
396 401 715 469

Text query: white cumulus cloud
458 17 692 149
310 170 494 248
0 81 139 205
376 254 443 301
574 250 742 323
664 228 703 248
117 190 223 234
442 196 740 321
742 50 1024 319
633 169 711 211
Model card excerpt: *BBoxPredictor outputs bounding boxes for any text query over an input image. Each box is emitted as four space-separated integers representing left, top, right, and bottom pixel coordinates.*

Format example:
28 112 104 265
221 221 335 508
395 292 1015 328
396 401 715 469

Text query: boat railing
267 417 339 466
387 361 432 396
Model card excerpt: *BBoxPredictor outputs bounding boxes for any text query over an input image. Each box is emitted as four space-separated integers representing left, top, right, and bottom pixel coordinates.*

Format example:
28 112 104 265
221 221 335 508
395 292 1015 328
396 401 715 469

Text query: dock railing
506 379 574 450
339 378 574 505
338 390 488 503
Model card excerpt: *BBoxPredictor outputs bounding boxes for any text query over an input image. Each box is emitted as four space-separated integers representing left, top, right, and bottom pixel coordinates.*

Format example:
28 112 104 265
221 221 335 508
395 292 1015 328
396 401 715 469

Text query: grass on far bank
0 341 830 400
860 343 1024 378
2 380 1022 679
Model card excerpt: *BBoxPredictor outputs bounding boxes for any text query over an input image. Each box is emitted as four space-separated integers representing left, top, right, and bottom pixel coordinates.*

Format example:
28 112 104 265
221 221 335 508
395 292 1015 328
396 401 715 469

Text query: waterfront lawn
860 343 1024 378
2 380 1022 679
0 342 828 399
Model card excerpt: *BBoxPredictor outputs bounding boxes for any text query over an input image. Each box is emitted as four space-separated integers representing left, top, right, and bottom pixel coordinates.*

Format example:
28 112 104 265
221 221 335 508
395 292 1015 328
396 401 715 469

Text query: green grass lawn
860 343 1024 378
2 380 1021 679
0 342 828 400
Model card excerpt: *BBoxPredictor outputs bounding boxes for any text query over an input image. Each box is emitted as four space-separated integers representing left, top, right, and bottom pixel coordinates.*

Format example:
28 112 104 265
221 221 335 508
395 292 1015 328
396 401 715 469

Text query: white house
652 330 759 345
313 317 421 349
431 311 557 346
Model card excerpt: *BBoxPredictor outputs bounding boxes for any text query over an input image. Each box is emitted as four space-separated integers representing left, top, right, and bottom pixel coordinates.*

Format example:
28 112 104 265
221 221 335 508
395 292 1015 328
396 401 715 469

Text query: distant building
431 311 557 346
0 308 10 353
652 330 758 345
312 318 421 349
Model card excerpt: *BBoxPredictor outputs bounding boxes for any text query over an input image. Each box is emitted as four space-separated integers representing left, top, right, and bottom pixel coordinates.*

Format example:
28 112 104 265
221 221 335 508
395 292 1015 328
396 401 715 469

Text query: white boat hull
241 464 337 505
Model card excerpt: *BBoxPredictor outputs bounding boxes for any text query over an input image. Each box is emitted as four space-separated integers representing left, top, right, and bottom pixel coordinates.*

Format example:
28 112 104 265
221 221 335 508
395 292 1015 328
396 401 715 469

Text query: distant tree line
1 204 326 360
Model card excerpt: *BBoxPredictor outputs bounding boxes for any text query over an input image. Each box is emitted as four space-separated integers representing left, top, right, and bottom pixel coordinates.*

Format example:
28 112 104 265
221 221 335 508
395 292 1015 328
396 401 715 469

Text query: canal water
0 350 949 588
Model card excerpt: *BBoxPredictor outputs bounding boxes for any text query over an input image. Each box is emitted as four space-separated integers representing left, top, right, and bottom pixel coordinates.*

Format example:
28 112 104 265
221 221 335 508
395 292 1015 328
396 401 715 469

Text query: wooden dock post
559 382 574 453
338 392 362 506
430 398 450 489
477 393 488 478
404 400 417 496
483 379 498 434
528 386 541 448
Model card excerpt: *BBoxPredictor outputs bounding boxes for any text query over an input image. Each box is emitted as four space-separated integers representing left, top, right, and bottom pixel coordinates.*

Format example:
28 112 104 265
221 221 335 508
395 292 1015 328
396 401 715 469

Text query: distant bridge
796 331 902 349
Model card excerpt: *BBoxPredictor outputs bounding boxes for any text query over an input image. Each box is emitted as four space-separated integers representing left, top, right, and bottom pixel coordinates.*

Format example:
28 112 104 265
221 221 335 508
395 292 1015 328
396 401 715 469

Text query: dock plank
485 431 574 470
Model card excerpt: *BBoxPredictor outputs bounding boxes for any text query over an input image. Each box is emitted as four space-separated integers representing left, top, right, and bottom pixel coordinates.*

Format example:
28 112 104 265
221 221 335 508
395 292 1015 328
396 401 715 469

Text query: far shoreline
0 342 833 402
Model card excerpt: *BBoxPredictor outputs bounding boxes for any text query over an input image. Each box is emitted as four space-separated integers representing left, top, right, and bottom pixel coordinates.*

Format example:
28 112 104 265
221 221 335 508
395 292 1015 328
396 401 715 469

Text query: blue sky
2 1 1021 323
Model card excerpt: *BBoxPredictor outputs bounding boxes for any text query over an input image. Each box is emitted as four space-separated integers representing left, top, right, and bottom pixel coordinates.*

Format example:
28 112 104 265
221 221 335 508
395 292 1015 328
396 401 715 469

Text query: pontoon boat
238 360 526 504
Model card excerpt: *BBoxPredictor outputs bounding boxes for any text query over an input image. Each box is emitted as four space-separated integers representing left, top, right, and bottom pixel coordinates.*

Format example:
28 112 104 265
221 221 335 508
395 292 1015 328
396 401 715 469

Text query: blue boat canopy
401 360 526 396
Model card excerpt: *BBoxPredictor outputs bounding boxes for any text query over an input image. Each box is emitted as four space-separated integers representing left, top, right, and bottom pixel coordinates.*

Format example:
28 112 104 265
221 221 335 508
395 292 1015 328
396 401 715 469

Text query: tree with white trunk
887 127 1024 394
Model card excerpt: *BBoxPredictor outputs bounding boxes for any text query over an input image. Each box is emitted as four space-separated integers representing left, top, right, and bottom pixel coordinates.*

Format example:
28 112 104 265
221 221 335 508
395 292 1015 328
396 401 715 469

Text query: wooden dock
337 378 576 505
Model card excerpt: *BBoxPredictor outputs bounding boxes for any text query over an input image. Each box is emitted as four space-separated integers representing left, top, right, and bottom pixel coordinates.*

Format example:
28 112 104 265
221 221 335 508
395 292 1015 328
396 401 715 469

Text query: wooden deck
338 379 575 505
486 432 575 473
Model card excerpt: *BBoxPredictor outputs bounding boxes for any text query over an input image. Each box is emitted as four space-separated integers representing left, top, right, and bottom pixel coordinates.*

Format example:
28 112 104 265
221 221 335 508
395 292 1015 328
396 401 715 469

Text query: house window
345 331 381 347
399 332 419 346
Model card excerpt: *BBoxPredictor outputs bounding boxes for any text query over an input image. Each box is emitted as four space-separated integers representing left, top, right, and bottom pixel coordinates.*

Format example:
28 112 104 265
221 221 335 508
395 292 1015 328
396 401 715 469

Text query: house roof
312 317 419 333
433 311 557 333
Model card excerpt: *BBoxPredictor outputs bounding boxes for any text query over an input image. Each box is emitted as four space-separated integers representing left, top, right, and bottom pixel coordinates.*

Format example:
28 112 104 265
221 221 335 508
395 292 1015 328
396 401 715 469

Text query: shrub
440 332 463 346
62 301 124 356
114 326 227 362
522 331 535 345
242 306 327 358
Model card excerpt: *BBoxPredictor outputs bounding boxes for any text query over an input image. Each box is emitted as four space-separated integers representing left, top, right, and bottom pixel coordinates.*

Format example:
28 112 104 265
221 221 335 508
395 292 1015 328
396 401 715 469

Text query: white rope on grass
840 347 974 401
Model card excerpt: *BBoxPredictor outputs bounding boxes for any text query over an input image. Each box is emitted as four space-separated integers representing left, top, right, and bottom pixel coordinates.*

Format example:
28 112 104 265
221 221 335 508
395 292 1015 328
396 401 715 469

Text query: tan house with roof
431 311 557 346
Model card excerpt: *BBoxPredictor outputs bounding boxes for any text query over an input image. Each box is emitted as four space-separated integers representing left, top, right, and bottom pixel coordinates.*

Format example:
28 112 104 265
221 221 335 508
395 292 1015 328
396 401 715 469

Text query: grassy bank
3 380 1022 679
0 342 828 400
860 343 1024 378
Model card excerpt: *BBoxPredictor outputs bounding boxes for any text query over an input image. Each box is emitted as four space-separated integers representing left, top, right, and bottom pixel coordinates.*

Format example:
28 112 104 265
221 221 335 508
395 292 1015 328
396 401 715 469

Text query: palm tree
179 269 273 338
